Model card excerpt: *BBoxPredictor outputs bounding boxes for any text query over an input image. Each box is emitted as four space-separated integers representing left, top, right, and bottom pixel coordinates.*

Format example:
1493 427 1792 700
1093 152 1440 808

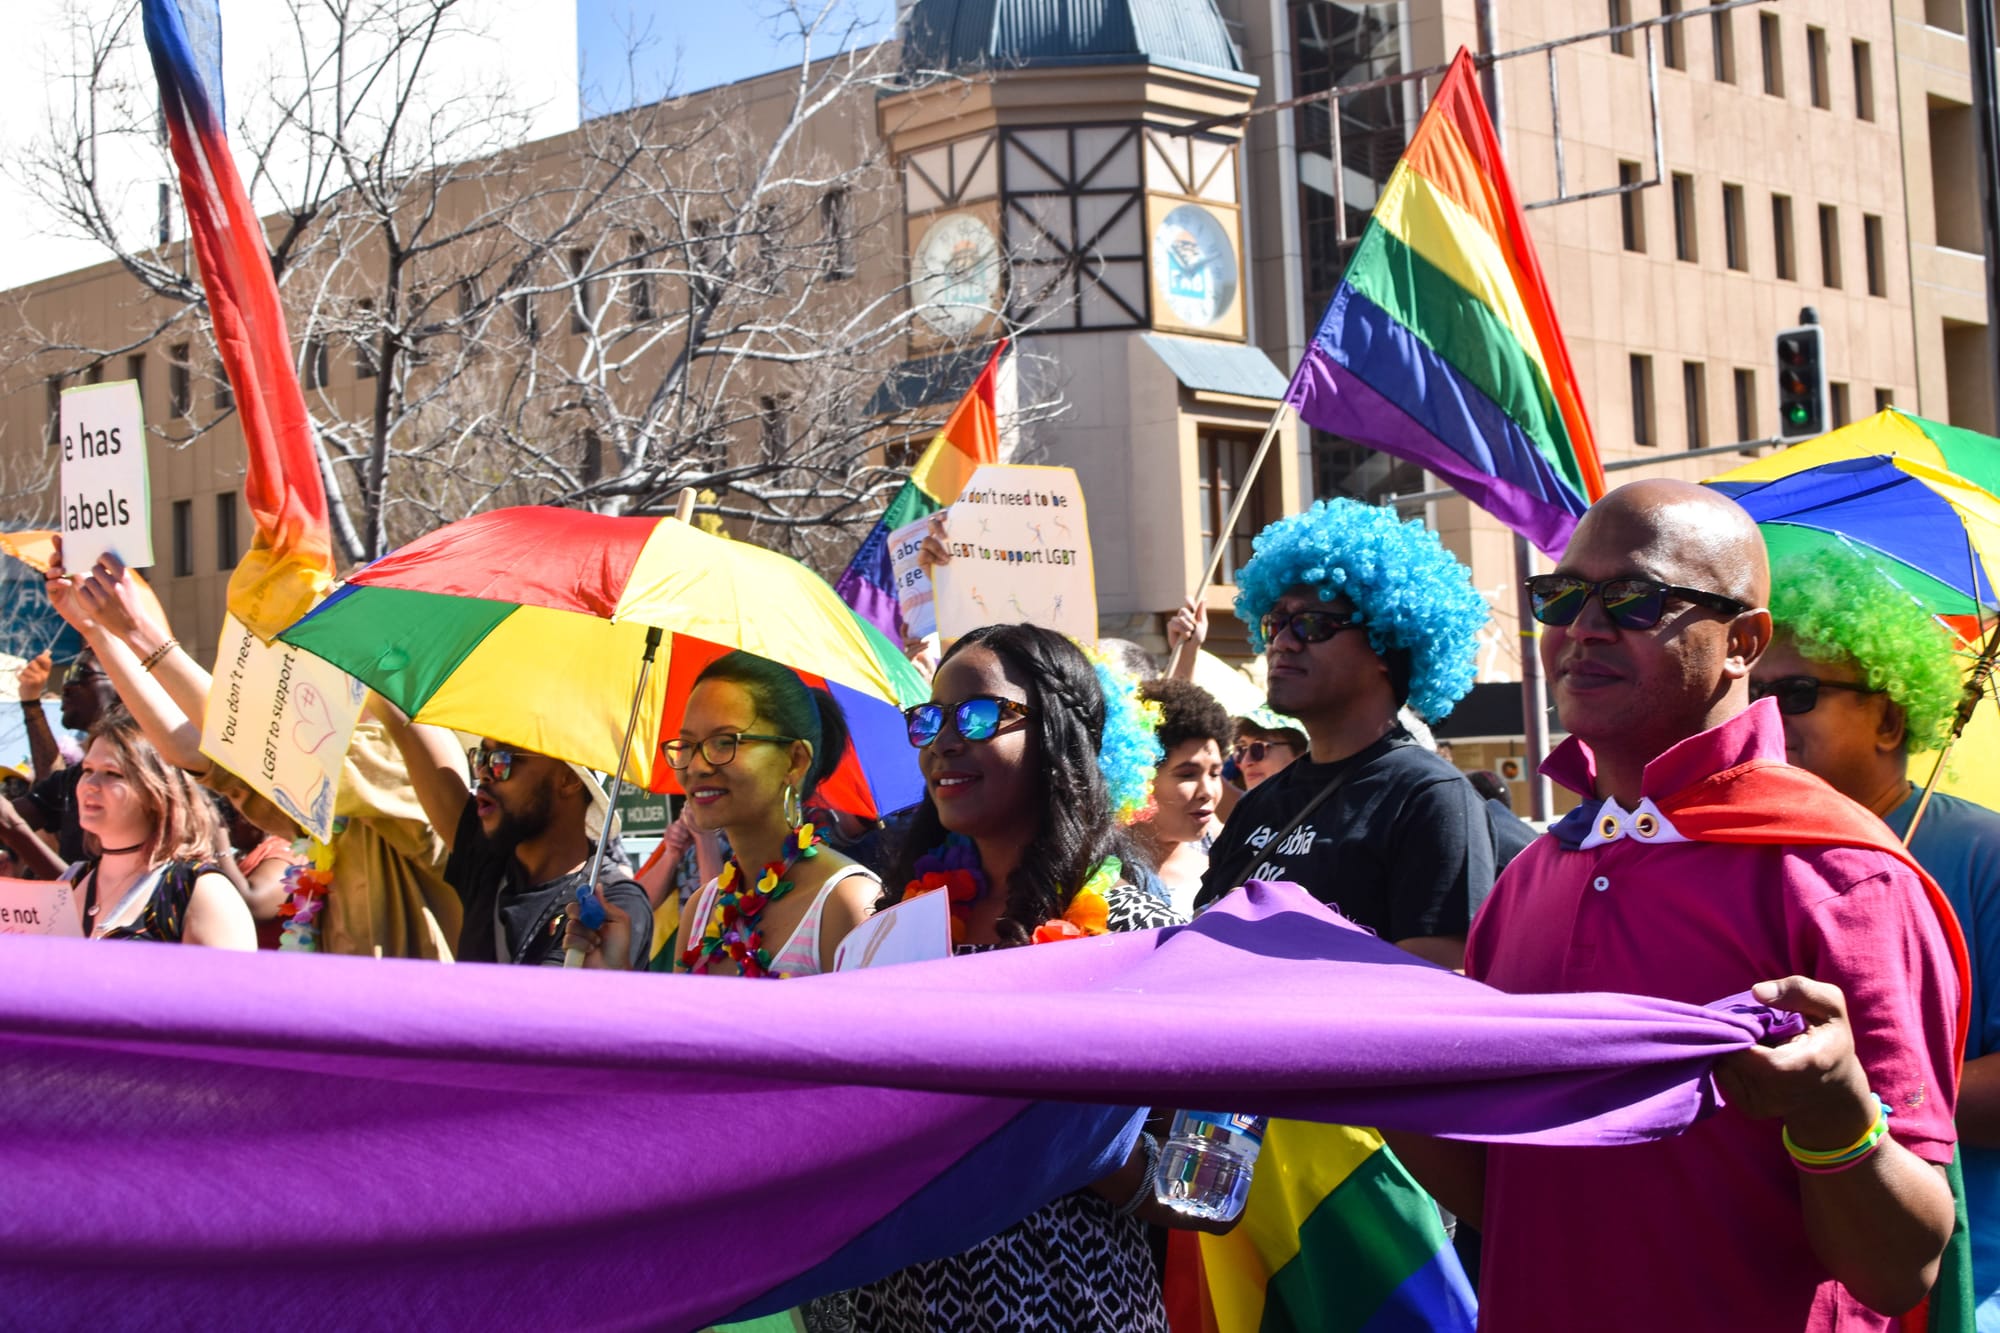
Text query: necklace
98 840 149 855
898 833 990 946
681 821 820 979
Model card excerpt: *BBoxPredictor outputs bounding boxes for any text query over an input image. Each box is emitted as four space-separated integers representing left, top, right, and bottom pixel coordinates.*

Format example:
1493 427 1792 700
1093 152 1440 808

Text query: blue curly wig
1086 649 1165 823
1233 499 1489 721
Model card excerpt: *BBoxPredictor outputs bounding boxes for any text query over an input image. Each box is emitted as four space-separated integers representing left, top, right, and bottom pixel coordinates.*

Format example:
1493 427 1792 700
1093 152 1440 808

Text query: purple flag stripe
0 883 1792 1330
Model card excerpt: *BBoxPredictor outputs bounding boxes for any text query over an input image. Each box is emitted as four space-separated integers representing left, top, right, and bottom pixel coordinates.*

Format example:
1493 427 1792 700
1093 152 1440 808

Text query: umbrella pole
1905 617 2000 847
564 624 665 968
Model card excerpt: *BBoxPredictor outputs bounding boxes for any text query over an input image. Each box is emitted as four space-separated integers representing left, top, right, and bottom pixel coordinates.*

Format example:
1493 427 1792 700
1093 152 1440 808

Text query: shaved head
1566 479 1770 606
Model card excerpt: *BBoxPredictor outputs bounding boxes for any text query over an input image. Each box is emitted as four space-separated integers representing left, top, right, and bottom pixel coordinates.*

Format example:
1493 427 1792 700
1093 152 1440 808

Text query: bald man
1393 481 1962 1331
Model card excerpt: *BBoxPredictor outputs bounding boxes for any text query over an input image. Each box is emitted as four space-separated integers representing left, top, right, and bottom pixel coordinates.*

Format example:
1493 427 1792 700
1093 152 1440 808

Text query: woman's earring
783 784 803 830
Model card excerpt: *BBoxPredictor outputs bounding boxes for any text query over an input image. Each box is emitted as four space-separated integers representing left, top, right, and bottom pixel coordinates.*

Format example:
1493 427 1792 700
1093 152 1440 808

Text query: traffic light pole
1969 0 2000 424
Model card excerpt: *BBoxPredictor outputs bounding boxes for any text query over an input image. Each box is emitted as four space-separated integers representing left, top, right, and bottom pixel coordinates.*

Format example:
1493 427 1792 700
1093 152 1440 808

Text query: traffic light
1775 324 1827 441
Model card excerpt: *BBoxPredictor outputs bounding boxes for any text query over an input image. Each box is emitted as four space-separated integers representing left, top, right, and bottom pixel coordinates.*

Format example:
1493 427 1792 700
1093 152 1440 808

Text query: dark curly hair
1140 678 1231 757
692 651 850 800
882 624 1127 947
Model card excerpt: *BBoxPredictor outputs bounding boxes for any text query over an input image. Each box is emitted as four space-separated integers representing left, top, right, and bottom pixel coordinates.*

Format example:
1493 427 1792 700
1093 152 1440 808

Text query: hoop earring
783 784 803 830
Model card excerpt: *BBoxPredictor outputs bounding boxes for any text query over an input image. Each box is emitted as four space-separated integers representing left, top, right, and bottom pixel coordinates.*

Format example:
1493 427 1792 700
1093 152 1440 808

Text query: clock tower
880 0 1301 652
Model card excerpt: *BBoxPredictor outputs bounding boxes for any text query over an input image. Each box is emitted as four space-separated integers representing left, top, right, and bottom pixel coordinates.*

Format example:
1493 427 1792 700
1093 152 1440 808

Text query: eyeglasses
1259 608 1364 646
1230 740 1296 765
904 696 1033 748
1524 575 1749 630
1749 675 1885 716
662 732 796 770
469 746 517 782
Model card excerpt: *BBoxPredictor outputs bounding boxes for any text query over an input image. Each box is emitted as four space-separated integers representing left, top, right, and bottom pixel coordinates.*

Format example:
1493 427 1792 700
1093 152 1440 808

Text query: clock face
1153 203 1238 328
913 212 1002 336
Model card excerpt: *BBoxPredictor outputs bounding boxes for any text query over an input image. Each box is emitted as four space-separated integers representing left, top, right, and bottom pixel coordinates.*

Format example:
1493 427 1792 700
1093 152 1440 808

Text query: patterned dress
845 881 1185 1333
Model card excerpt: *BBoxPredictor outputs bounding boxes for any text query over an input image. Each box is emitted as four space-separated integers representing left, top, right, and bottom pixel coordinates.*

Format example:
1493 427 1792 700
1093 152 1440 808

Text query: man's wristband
19 698 43 715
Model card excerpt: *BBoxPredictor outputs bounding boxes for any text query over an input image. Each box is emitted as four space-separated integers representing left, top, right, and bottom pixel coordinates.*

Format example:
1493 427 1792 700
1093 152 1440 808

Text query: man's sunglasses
1230 740 1295 765
1524 575 1749 630
1749 675 1884 716
469 746 517 782
904 696 1033 748
1259 609 1364 645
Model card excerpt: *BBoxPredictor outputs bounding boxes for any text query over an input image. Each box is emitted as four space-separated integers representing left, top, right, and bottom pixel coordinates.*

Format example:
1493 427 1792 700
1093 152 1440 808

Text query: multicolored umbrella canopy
278 507 929 818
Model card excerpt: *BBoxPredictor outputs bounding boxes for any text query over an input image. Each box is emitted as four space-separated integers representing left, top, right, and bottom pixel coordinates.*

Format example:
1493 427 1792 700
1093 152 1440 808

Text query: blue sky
576 2 898 114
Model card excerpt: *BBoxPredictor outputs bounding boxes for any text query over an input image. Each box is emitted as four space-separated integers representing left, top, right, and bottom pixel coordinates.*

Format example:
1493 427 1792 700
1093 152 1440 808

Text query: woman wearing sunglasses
852 623 1194 1333
564 651 878 978
65 711 253 948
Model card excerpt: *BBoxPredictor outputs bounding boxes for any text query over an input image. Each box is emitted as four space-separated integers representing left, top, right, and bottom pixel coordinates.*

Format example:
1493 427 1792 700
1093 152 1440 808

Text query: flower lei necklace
681 821 820 979
899 837 1117 947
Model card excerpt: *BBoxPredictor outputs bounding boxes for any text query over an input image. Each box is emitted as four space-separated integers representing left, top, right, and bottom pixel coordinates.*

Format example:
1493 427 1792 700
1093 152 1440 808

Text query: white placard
930 464 1097 644
888 515 938 641
0 876 82 937
58 380 153 572
833 889 953 971
201 613 368 842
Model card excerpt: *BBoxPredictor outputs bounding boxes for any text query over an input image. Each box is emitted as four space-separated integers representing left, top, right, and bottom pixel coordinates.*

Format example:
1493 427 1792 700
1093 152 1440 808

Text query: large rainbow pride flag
0 883 1801 1329
1286 49 1604 557
143 0 335 638
836 341 1005 638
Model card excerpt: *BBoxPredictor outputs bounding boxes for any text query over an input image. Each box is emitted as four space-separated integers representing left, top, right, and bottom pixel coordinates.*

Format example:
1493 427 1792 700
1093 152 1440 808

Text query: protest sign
887 515 937 641
59 380 153 572
0 876 81 937
931 464 1096 644
832 887 952 971
201 614 367 842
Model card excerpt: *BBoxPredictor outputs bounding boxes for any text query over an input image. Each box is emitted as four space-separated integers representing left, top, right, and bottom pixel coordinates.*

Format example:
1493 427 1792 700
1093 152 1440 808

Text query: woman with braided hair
851 623 1212 1333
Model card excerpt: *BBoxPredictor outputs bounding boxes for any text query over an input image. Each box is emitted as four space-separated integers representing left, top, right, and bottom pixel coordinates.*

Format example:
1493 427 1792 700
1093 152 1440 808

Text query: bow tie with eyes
1574 796 1689 850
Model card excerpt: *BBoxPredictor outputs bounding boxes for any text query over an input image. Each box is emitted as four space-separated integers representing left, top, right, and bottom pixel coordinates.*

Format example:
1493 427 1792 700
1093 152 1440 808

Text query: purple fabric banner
0 882 1793 1330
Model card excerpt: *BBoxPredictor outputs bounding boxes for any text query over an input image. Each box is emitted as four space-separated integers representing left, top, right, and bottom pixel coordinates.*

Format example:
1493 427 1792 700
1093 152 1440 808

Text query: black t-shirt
1194 728 1493 941
445 804 652 967
19 767 84 864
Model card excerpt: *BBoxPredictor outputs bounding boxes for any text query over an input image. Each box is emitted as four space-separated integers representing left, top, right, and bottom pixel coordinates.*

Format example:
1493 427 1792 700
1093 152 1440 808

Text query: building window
1631 354 1656 446
1609 0 1631 56
1863 213 1886 296
1713 8 1736 82
83 362 104 385
1830 381 1851 428
213 362 233 411
1683 361 1708 450
168 343 191 418
1772 193 1796 281
512 292 540 341
690 219 723 304
215 491 238 570
1876 387 1895 413
1806 26 1830 109
1619 161 1646 252
126 355 146 410
1925 0 1964 34
1672 172 1698 262
567 248 594 334
44 375 63 447
1819 204 1842 287
1734 368 1757 442
627 235 654 321
172 499 193 578
1852 40 1875 121
1199 427 1270 584
1662 0 1684 69
1722 184 1747 270
758 395 790 458
820 188 855 280
302 336 328 390
1761 12 1783 97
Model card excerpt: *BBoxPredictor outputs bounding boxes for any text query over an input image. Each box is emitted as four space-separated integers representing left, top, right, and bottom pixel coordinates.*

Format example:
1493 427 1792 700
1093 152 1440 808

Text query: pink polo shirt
1466 701 1959 1332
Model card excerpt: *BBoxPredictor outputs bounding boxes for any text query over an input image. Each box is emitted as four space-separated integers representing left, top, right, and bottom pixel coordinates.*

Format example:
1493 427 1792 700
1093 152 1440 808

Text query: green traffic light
1786 404 1812 425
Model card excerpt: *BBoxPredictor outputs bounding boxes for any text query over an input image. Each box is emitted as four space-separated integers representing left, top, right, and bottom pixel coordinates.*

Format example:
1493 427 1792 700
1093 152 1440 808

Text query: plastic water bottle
1153 1110 1267 1222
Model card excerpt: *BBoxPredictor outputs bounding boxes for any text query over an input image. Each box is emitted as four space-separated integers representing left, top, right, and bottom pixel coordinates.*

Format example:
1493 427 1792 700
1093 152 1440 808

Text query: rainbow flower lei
277 828 339 952
1031 855 1118 944
680 822 820 979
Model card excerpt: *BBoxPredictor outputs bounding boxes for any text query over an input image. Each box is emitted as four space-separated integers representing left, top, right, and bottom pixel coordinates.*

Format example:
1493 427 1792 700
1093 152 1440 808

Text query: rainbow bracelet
1783 1093 1892 1174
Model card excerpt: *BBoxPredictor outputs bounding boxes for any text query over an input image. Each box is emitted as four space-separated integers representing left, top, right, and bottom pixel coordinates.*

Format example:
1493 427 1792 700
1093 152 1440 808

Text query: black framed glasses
663 732 797 770
1259 608 1364 646
1749 676 1885 716
469 746 516 782
1524 574 1749 630
904 696 1033 748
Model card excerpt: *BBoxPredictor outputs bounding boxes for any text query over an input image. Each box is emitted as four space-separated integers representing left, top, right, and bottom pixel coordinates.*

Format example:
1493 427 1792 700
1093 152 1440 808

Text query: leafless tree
3 0 1066 573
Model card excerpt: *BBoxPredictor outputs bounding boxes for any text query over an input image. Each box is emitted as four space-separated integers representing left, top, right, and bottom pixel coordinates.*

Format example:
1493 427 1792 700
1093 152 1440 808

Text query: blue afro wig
1233 498 1489 721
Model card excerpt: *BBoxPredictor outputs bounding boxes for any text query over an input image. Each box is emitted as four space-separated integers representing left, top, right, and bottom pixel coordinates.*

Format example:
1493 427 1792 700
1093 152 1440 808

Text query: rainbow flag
142 0 334 639
836 341 1005 638
1287 48 1604 556
1166 1121 1475 1333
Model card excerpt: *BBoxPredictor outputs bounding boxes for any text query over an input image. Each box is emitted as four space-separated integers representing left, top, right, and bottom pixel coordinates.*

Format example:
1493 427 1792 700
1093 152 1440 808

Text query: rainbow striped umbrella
277 506 929 818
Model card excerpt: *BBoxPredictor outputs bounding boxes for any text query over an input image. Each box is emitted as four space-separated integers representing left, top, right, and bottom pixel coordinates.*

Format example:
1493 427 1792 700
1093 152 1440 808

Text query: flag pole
1166 399 1293 677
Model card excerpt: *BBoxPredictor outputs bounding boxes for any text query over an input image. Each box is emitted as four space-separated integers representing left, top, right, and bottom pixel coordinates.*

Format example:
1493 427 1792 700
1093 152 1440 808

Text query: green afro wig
1768 547 1962 751
1233 498 1489 721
